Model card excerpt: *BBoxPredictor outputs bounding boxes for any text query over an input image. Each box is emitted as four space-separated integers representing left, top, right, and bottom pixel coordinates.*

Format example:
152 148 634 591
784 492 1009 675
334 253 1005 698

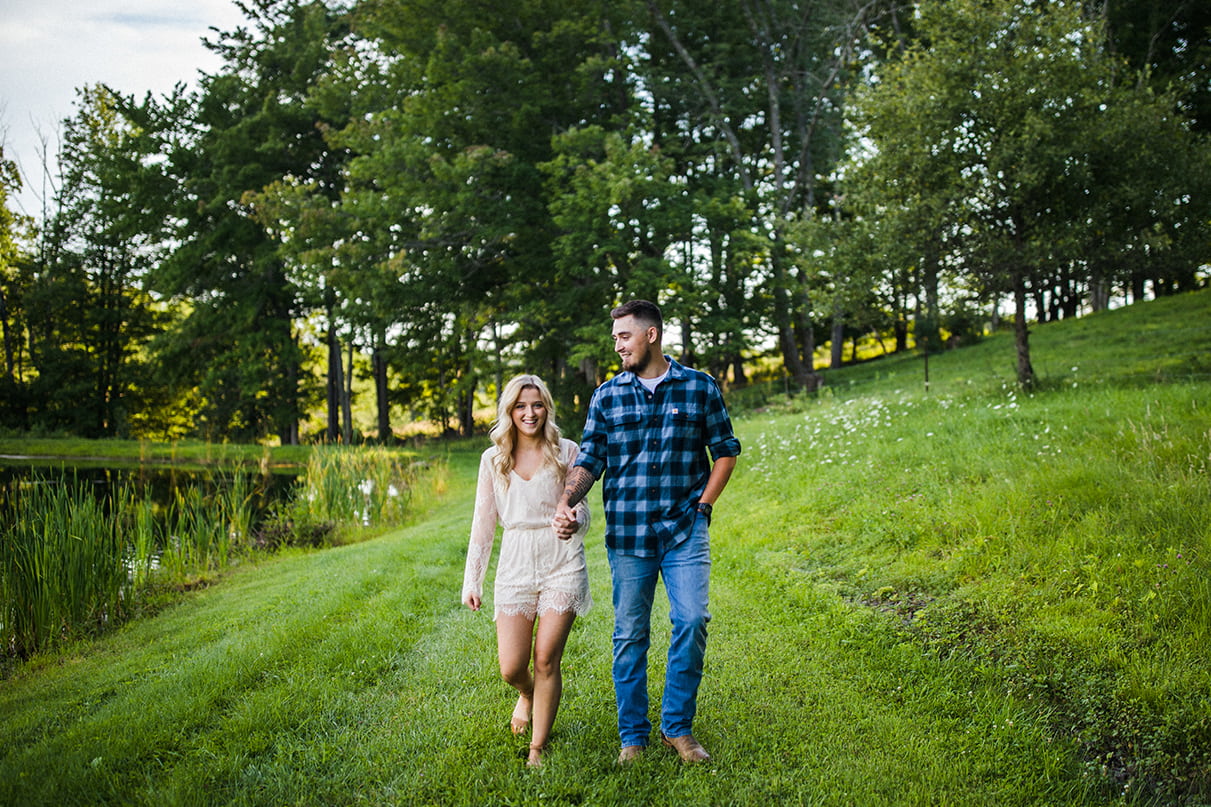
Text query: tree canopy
1 0 1207 438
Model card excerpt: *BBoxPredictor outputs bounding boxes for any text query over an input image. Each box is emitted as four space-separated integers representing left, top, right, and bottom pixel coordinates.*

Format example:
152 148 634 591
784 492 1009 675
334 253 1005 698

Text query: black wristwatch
696 501 713 524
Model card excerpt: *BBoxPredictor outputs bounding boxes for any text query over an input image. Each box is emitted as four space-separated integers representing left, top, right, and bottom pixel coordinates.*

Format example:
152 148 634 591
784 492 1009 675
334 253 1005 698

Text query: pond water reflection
0 461 300 530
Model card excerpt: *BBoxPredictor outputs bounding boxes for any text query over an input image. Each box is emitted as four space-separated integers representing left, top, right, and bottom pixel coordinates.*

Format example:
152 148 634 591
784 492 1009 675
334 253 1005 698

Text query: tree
0 144 33 427
0 145 28 382
542 125 693 376
22 86 168 436
642 0 882 389
792 214 896 368
338 0 631 432
146 0 351 443
847 0 1211 387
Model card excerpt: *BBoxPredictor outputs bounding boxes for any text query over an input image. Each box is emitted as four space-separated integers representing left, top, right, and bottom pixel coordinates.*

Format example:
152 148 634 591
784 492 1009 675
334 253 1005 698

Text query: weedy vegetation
1 447 443 660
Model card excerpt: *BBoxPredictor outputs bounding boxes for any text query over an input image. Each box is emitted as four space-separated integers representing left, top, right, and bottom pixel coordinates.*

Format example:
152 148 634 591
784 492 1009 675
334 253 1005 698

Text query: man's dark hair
611 299 663 336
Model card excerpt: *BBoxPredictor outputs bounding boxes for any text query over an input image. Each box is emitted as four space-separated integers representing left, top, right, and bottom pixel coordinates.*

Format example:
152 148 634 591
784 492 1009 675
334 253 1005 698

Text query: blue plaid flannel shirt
575 357 742 556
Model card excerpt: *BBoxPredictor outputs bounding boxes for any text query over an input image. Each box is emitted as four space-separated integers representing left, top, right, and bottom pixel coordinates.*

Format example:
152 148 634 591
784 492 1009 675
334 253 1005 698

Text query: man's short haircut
611 299 663 336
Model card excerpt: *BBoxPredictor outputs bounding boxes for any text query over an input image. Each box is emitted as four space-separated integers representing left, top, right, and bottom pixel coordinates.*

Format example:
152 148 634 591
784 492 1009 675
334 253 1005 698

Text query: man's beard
624 345 652 374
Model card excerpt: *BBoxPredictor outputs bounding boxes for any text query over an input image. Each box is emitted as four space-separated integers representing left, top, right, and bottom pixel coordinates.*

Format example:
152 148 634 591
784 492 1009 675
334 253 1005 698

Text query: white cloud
0 0 247 215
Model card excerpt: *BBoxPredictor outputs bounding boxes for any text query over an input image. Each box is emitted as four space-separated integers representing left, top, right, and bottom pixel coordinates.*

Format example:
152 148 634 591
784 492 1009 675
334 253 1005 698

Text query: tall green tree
542 125 693 372
0 145 33 427
642 0 881 388
0 146 27 380
147 0 349 443
23 86 167 437
343 0 628 431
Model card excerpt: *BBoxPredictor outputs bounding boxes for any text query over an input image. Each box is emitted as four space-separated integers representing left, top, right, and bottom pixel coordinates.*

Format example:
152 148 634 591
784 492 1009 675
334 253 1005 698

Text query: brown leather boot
616 745 644 764
661 733 710 763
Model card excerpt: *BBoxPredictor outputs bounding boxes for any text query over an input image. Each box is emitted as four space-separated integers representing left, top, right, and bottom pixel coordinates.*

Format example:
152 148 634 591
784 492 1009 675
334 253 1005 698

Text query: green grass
811 288 1211 398
1 289 1209 805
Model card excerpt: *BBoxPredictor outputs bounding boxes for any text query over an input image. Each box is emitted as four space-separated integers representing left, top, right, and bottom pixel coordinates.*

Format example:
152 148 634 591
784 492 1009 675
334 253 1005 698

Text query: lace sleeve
572 499 591 539
462 450 499 601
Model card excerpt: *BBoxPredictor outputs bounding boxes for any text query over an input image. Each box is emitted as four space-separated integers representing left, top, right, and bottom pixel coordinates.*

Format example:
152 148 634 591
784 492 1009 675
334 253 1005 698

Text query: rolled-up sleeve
704 380 742 460
575 389 609 479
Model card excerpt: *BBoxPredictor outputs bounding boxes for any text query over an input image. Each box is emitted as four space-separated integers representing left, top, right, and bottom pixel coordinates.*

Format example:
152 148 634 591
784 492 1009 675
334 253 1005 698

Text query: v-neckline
511 467 542 483
511 442 548 483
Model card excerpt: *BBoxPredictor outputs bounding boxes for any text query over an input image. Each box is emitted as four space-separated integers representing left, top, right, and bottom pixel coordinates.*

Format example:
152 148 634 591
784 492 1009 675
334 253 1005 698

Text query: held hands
551 502 579 541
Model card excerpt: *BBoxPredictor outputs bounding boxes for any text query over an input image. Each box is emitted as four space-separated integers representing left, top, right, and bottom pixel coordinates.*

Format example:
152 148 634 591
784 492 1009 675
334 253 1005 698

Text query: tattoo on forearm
562 466 594 507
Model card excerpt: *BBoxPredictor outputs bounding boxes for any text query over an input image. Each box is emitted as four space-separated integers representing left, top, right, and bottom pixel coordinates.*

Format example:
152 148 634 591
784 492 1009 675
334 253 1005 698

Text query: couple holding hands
461 300 742 767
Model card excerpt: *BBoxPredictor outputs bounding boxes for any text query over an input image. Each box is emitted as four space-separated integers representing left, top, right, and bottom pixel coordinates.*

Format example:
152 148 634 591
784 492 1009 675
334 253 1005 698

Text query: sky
0 0 247 217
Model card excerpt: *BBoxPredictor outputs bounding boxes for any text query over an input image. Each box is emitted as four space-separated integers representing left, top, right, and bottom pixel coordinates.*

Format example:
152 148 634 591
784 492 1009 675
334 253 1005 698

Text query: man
553 299 741 764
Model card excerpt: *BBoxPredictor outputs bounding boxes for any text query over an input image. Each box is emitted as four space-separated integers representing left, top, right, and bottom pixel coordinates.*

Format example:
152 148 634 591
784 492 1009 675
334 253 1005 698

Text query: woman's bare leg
528 610 576 766
496 613 536 733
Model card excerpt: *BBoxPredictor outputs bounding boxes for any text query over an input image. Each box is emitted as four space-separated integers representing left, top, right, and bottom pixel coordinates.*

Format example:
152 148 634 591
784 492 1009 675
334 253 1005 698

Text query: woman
462 374 591 767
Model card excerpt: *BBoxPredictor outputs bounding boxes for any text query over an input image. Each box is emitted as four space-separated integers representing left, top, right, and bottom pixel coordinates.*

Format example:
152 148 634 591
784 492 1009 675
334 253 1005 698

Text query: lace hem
495 592 593 620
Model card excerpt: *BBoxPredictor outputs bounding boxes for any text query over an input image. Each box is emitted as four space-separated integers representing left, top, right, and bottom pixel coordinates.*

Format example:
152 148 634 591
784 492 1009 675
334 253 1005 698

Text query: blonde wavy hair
489 374 565 486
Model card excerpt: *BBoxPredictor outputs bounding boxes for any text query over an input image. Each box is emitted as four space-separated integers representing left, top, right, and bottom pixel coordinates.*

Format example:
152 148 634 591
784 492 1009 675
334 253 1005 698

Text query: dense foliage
0 0 1207 441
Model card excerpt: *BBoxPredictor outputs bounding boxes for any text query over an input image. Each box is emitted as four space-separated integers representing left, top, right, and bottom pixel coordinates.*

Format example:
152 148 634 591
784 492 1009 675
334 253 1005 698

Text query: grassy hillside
730 289 1211 803
1 289 1208 806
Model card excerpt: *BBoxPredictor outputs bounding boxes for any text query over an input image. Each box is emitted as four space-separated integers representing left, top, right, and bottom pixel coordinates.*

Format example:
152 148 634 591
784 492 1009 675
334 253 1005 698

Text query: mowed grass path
3 448 1094 806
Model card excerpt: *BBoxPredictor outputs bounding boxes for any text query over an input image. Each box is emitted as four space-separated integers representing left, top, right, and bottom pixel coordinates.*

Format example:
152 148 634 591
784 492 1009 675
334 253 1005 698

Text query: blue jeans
607 516 711 746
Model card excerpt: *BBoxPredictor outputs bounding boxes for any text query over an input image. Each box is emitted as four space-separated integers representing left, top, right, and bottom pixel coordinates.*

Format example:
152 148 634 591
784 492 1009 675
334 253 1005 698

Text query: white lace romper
462 439 592 619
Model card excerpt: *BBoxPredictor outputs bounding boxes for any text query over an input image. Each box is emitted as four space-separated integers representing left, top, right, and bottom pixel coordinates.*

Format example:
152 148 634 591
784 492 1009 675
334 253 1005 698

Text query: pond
0 459 300 531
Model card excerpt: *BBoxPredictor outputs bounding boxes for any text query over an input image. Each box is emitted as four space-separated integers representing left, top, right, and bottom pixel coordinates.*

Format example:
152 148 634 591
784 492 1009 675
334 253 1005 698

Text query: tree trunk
341 337 354 444
0 285 13 379
924 256 940 335
326 325 341 442
830 317 845 369
731 352 747 387
1130 268 1147 303
457 338 476 437
373 334 391 443
773 276 812 386
1062 287 1081 319
794 281 822 386
1013 272 1035 388
458 385 475 438
1033 287 1048 323
490 320 504 406
918 249 941 349
1089 275 1110 312
680 316 695 368
281 347 300 446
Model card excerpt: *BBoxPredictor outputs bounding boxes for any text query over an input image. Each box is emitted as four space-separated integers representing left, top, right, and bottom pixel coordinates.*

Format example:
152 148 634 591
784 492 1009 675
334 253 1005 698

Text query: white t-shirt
637 369 669 393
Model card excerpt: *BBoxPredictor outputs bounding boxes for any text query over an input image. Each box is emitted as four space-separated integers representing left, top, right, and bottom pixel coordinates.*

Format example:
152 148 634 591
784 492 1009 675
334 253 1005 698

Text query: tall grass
0 479 138 657
287 445 420 539
157 472 254 582
1 451 434 659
